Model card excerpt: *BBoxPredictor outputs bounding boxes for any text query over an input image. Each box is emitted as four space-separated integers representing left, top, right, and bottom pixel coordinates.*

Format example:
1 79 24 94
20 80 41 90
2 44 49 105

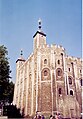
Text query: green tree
0 45 14 103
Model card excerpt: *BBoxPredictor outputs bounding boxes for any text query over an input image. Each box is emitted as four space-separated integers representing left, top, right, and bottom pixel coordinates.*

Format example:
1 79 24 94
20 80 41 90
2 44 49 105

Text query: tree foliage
3 105 24 118
0 45 14 103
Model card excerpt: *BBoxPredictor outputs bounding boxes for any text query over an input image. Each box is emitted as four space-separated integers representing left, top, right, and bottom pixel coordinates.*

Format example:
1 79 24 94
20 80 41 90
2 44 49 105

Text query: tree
3 105 24 118
0 45 14 103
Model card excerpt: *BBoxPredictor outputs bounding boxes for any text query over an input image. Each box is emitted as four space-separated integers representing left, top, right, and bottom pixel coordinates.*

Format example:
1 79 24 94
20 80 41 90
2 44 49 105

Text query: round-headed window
80 79 83 86
41 68 50 81
68 76 72 85
44 59 47 64
56 68 62 77
58 60 60 64
70 90 73 96
44 70 48 76
59 88 62 94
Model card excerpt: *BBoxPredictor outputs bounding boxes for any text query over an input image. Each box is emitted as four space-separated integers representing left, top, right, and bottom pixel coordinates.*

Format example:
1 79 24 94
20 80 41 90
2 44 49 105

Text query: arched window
69 77 72 85
58 60 60 64
56 68 63 79
58 70 61 76
80 70 81 73
56 68 62 77
69 68 70 72
44 70 48 76
80 79 83 86
70 90 73 96
41 68 50 81
44 59 47 64
59 88 62 94
61 53 63 56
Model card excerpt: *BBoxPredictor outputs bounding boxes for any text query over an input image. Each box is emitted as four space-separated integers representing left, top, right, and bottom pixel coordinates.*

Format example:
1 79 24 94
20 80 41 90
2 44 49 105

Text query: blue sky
0 0 82 82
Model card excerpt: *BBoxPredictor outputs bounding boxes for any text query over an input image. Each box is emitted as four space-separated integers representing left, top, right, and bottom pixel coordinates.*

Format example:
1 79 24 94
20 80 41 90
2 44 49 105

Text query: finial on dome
38 18 42 30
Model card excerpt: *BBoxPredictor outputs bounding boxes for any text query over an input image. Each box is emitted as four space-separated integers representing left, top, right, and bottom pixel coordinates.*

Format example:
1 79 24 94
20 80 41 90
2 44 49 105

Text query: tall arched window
68 77 72 85
70 90 73 96
69 68 70 72
56 68 62 77
44 59 47 64
58 70 61 76
58 60 60 64
41 68 50 81
80 79 83 86
80 70 81 73
44 70 48 76
59 88 62 94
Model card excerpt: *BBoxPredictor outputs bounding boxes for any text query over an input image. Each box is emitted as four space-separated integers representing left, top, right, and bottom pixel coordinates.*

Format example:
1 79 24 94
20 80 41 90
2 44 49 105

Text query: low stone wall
0 116 8 119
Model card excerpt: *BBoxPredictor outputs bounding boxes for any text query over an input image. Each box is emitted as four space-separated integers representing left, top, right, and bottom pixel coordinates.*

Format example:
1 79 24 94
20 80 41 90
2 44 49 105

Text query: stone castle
13 19 82 118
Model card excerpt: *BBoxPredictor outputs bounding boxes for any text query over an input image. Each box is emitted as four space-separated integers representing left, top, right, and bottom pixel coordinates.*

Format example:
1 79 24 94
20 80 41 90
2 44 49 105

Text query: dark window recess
57 68 62 77
69 77 72 85
54 51 56 54
61 53 63 56
69 68 70 71
58 60 60 64
80 70 81 73
71 62 73 65
61 53 64 70
59 88 62 95
70 90 73 96
58 70 61 76
71 62 74 77
44 70 48 76
44 59 47 64
80 79 83 86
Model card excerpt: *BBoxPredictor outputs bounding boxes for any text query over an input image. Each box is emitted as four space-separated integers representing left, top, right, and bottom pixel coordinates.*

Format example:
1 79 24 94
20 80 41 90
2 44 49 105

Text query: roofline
16 58 25 63
33 31 46 38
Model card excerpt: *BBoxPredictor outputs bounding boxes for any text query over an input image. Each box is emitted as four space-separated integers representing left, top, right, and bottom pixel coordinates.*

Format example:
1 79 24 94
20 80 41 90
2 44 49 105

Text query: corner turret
33 19 46 50
16 49 25 69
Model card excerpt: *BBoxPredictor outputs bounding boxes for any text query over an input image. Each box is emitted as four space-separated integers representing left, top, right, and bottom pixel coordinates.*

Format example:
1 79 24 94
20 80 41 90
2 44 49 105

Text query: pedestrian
52 115 55 119
42 115 45 119
50 115 52 119
55 113 58 119
34 115 38 119
38 115 42 119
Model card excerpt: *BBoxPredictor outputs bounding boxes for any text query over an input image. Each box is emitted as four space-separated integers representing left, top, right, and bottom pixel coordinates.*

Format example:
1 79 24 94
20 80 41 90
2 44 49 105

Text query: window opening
59 88 62 94
44 70 48 76
80 70 81 73
69 77 72 85
70 90 73 96
69 68 70 71
44 59 47 64
58 60 60 64
58 70 61 76
80 79 83 86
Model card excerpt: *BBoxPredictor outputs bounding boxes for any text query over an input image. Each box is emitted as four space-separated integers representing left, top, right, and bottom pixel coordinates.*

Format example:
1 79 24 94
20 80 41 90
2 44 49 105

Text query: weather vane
20 49 23 57
38 18 42 30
